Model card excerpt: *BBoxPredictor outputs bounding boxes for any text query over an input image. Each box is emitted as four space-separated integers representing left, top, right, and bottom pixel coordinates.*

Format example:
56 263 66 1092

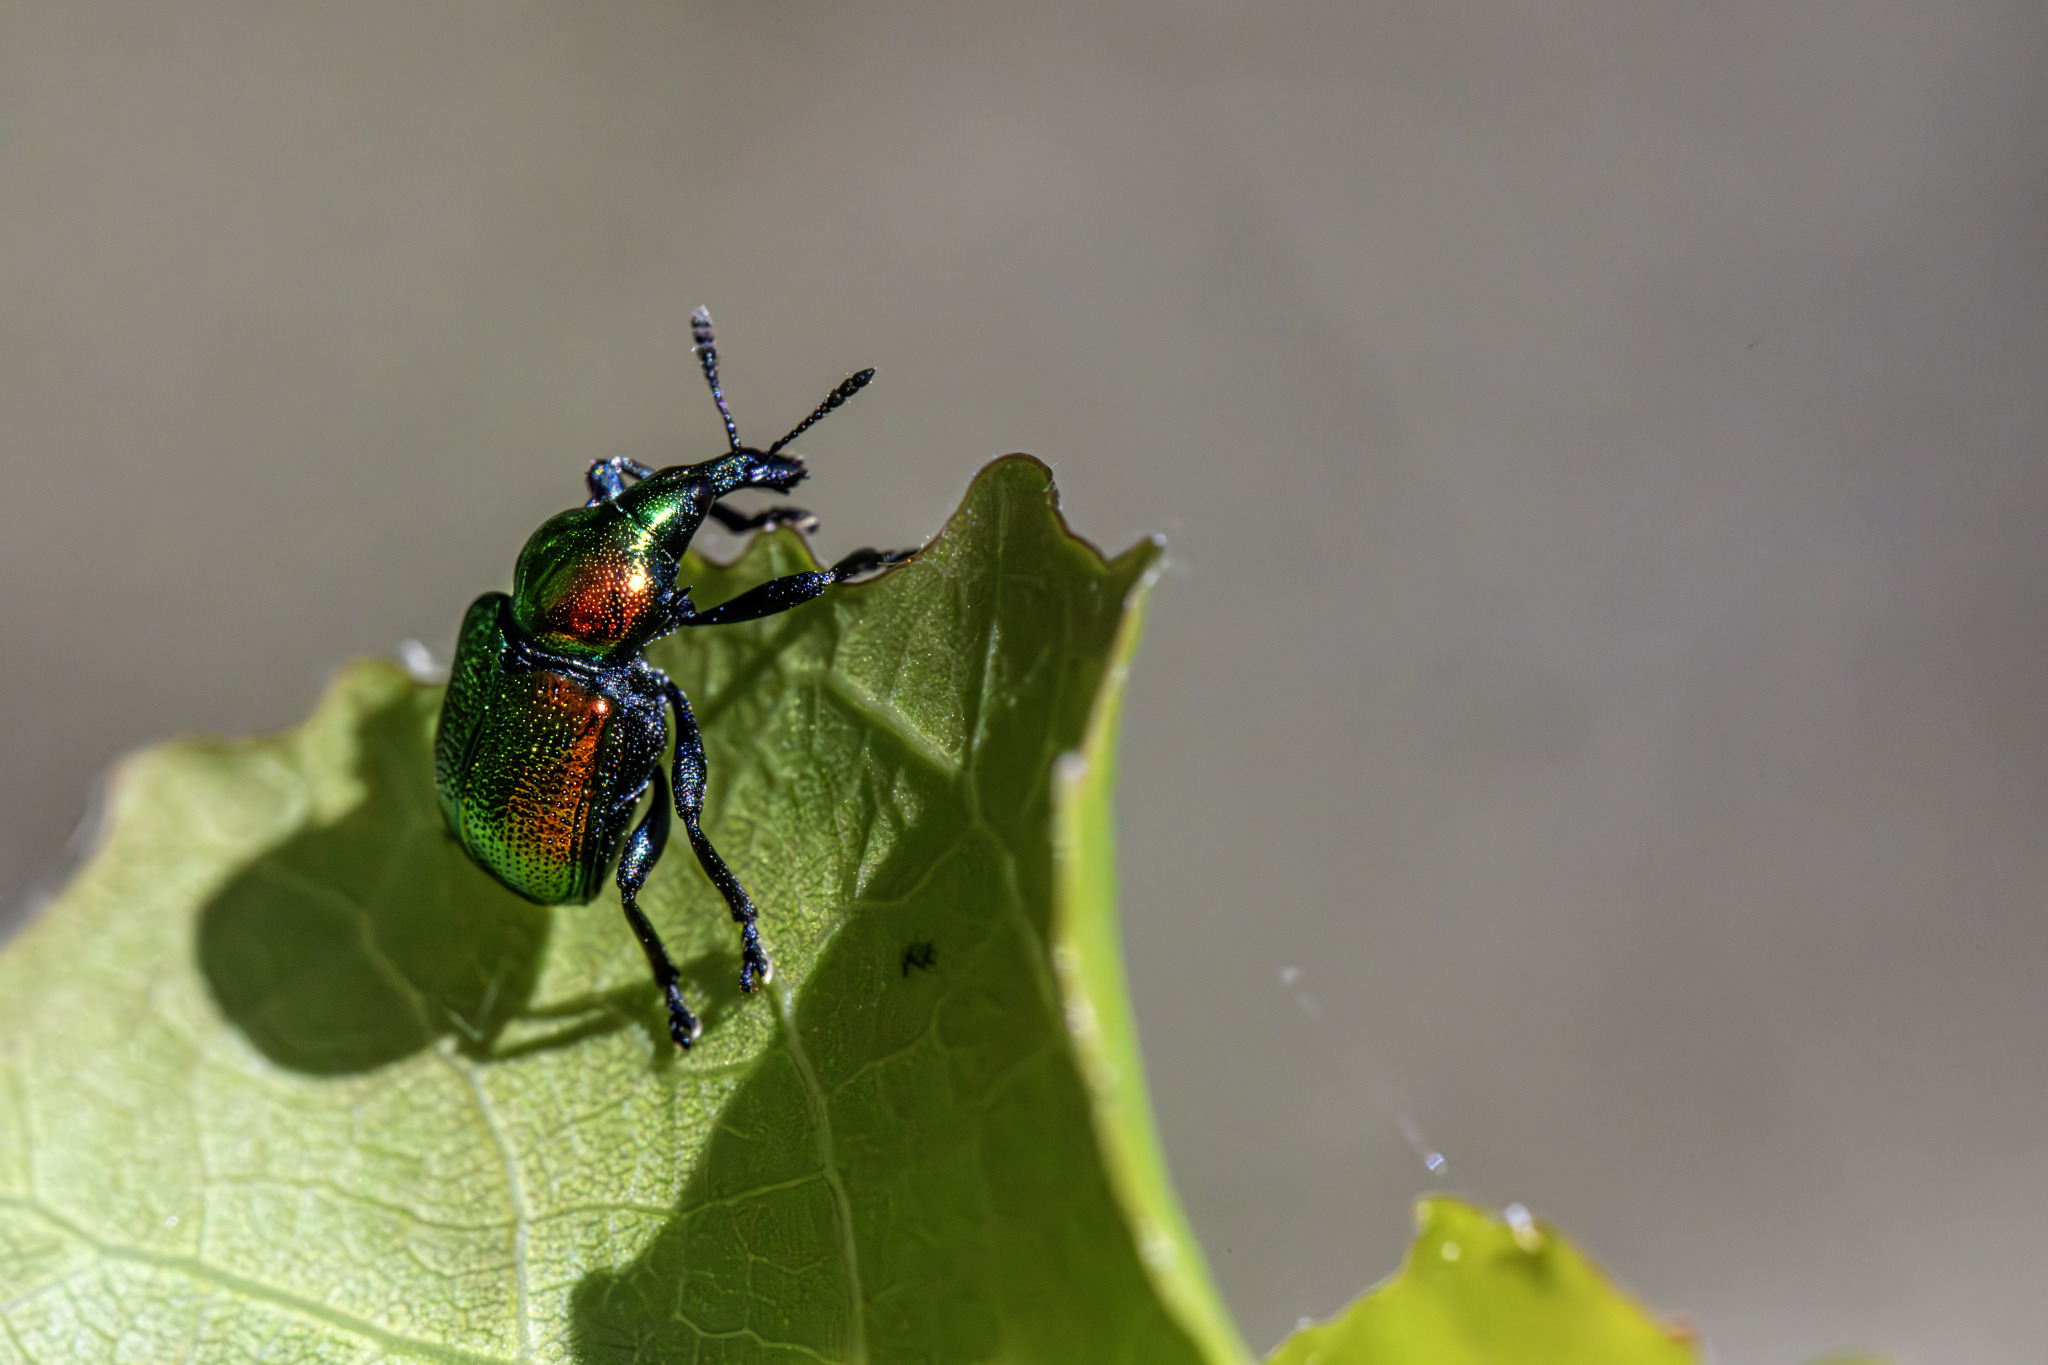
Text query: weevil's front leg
706 501 819 536
586 457 657 506
676 547 917 628
615 766 701 1048
661 679 772 993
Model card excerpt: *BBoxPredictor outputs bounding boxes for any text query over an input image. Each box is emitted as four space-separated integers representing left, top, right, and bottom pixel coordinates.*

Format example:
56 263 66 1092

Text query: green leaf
0 456 1249 1365
1264 1199 1699 1365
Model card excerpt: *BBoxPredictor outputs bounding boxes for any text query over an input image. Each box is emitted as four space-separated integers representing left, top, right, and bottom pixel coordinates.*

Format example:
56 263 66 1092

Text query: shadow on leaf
197 687 551 1074
488 948 752 1065
566 834 1195 1365
567 893 969 1364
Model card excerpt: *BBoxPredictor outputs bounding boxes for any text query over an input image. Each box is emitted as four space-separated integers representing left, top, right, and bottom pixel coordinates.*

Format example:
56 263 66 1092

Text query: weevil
433 308 913 1048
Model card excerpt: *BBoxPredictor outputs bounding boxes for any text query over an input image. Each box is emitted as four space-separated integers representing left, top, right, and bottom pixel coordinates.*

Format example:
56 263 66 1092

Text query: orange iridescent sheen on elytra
501 675 607 880
435 593 669 905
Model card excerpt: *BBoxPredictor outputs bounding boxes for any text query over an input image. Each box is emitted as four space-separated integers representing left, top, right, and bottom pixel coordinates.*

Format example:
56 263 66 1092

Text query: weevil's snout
741 450 808 492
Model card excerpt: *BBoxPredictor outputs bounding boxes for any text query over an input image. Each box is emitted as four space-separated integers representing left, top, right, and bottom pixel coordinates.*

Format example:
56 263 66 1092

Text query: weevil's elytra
434 308 917 1049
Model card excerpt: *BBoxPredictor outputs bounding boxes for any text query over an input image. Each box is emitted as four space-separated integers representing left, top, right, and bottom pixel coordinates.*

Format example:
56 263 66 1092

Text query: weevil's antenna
691 306 742 454
767 368 875 455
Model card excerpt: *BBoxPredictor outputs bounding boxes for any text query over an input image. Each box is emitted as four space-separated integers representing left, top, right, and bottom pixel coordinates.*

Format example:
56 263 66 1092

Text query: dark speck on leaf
901 940 937 977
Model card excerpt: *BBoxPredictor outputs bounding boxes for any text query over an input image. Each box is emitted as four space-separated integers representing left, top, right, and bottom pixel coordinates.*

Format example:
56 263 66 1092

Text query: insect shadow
195 682 764 1076
196 688 553 1074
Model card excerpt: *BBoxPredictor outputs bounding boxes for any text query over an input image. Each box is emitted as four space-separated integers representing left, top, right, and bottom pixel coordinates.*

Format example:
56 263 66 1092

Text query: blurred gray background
1 3 2043 1360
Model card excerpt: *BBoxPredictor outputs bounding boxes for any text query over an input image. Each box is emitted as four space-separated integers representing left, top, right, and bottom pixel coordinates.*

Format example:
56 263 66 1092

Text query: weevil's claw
665 983 702 1049
739 936 773 994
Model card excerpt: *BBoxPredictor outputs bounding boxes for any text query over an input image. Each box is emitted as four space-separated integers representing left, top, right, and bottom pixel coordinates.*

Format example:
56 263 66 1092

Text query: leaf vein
0 1194 515 1365
440 1051 533 1364
814 672 958 780
773 996 866 1365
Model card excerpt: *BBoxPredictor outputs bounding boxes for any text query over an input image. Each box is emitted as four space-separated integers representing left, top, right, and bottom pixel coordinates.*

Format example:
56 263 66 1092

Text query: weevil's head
736 448 808 493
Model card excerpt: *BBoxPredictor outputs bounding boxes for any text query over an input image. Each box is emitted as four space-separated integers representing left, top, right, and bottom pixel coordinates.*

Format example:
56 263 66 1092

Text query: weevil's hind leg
586 457 658 506
706 501 820 536
661 679 772 993
616 766 701 1048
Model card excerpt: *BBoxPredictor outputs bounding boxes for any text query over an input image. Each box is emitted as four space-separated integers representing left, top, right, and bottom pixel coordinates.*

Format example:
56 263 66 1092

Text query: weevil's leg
661 679 772 993
676 547 918 628
706 501 819 536
616 766 702 1048
586 457 658 506
825 546 917 579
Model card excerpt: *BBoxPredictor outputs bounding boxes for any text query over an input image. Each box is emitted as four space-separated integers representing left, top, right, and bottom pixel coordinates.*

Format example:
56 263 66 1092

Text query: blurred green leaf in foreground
1266 1199 1698 1365
0 454 1766 1364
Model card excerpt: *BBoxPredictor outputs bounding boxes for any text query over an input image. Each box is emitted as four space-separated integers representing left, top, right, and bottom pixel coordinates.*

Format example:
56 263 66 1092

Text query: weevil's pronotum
433 308 914 1048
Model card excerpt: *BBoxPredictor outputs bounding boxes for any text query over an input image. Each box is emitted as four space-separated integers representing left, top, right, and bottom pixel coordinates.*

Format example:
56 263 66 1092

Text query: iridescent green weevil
433 308 913 1048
